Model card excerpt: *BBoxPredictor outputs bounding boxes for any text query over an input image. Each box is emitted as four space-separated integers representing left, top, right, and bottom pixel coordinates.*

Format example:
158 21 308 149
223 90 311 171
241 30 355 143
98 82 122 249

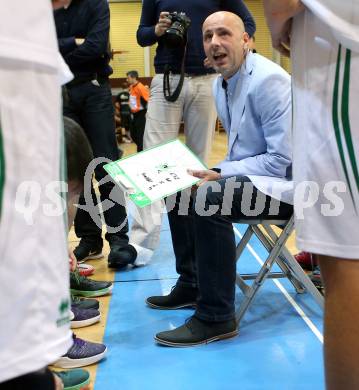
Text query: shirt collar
221 67 241 96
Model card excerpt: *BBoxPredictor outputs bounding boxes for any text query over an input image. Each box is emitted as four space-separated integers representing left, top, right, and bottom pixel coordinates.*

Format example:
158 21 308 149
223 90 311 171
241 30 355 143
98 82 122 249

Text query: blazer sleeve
216 72 292 178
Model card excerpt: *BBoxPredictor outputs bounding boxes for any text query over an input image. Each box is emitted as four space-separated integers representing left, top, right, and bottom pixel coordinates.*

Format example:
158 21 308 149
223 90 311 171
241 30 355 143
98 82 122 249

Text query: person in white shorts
264 1 359 389
0 0 73 388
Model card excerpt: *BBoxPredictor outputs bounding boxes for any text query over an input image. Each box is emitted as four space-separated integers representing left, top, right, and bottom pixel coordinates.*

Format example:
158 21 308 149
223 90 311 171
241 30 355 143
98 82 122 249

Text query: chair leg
235 225 253 260
235 226 255 295
252 225 306 294
236 221 295 323
265 225 324 309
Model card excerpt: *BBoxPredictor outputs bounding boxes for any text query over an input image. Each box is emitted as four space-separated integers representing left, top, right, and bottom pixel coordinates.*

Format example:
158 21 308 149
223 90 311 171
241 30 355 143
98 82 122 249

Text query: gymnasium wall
108 0 291 80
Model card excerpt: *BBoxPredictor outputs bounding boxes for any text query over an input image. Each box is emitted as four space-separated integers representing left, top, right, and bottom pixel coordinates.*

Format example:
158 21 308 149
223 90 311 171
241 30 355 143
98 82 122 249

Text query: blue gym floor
95 217 324 390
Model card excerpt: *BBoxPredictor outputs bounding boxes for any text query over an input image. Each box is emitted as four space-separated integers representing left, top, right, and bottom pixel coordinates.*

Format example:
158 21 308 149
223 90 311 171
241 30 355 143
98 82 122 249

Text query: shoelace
71 269 88 285
71 294 82 304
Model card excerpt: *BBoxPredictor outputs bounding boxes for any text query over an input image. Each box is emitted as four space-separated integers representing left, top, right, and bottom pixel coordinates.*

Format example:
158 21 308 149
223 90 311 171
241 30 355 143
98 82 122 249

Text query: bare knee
318 255 359 297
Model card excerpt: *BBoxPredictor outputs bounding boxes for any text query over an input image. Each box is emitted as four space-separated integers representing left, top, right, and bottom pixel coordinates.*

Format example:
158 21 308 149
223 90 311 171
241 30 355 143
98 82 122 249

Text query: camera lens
165 23 186 47
164 12 191 48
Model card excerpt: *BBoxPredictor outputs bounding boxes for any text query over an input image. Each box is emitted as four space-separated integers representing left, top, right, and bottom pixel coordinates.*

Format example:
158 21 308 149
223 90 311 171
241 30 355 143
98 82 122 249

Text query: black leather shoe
146 284 198 310
108 243 137 269
155 316 238 347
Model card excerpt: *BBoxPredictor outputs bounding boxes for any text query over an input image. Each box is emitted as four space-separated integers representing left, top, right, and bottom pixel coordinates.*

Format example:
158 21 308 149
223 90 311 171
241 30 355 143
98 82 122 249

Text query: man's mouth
212 53 227 62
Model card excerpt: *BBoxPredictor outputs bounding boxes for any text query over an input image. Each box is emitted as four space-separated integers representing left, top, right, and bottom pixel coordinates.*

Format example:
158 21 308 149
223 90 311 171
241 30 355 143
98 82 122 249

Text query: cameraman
127 0 255 266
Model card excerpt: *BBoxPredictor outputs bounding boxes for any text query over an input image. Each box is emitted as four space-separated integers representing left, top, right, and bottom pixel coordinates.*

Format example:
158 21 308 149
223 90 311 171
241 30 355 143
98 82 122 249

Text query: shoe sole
146 299 197 310
53 348 107 369
63 377 91 390
77 253 104 264
70 285 113 298
70 314 101 329
154 329 239 347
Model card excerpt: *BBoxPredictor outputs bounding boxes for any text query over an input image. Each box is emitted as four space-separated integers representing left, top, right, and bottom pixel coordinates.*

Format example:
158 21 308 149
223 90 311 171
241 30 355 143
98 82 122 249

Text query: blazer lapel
214 78 230 133
228 52 256 152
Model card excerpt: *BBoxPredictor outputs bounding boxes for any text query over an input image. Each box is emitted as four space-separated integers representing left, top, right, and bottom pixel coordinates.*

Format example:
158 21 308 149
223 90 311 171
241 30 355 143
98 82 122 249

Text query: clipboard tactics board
104 139 207 207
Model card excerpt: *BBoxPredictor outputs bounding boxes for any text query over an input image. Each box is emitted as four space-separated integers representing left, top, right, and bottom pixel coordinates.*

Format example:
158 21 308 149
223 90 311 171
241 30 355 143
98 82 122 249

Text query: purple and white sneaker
53 335 107 368
70 306 101 329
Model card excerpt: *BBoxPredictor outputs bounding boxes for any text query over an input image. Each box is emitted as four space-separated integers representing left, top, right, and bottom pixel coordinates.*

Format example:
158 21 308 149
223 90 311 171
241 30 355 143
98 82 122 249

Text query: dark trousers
167 176 293 322
64 79 129 244
130 109 146 152
0 368 54 390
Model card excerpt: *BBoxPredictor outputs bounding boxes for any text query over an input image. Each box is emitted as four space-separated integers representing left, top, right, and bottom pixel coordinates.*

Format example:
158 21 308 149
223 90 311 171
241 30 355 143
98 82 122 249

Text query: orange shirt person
126 70 149 151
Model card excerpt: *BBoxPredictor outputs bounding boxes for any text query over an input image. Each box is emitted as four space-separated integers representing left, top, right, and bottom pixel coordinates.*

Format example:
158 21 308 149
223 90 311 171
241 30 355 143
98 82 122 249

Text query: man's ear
243 32 250 50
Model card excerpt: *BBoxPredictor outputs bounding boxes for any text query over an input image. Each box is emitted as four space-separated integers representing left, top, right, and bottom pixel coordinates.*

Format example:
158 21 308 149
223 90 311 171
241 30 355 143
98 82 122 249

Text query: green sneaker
54 369 90 390
70 271 113 298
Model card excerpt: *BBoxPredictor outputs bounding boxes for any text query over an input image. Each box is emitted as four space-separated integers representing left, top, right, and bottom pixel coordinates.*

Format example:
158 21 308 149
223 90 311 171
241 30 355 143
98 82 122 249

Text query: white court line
233 226 324 344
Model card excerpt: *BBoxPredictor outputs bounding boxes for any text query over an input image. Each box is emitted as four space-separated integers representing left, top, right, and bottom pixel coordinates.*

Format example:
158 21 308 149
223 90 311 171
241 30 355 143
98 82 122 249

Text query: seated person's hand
69 248 77 272
115 114 121 125
188 169 221 187
53 372 64 390
203 57 212 69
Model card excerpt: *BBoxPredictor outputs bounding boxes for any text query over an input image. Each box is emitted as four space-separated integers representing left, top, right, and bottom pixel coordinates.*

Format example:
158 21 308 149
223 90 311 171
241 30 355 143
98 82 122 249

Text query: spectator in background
54 0 137 269
127 0 256 267
115 85 132 144
126 70 149 152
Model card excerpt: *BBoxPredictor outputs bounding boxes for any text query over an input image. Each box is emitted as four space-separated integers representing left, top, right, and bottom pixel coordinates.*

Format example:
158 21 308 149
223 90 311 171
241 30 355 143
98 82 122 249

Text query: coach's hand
188 169 221 187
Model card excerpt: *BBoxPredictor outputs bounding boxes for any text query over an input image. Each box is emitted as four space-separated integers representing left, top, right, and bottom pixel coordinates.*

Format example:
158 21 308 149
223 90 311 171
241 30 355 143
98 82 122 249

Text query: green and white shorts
292 9 359 259
0 61 72 383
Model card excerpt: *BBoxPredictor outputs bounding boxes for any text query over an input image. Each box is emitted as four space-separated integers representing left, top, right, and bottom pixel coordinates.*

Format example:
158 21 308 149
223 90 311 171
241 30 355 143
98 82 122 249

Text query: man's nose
210 34 221 46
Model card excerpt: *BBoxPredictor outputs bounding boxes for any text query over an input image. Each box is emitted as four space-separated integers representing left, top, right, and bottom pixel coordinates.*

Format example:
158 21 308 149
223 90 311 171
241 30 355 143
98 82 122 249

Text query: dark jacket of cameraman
137 0 256 75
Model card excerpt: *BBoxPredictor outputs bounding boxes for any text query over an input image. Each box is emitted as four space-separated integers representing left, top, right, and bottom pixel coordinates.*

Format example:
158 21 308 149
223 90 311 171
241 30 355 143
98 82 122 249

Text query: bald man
264 1 359 389
149 11 293 346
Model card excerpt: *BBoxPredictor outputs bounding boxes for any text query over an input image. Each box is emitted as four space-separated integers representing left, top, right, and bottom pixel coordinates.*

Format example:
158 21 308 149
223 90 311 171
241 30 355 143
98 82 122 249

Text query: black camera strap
163 41 188 102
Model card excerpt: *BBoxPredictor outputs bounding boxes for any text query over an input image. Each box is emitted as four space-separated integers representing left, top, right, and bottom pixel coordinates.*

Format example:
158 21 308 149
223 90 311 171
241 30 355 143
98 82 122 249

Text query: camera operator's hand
155 12 172 37
188 169 221 187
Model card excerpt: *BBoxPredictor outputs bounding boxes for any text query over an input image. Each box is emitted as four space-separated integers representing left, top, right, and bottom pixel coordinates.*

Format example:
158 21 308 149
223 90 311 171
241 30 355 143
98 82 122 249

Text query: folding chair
235 214 324 324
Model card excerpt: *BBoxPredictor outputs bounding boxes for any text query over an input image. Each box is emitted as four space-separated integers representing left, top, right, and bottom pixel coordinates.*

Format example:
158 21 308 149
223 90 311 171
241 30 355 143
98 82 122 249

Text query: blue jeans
64 79 128 245
168 176 293 322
